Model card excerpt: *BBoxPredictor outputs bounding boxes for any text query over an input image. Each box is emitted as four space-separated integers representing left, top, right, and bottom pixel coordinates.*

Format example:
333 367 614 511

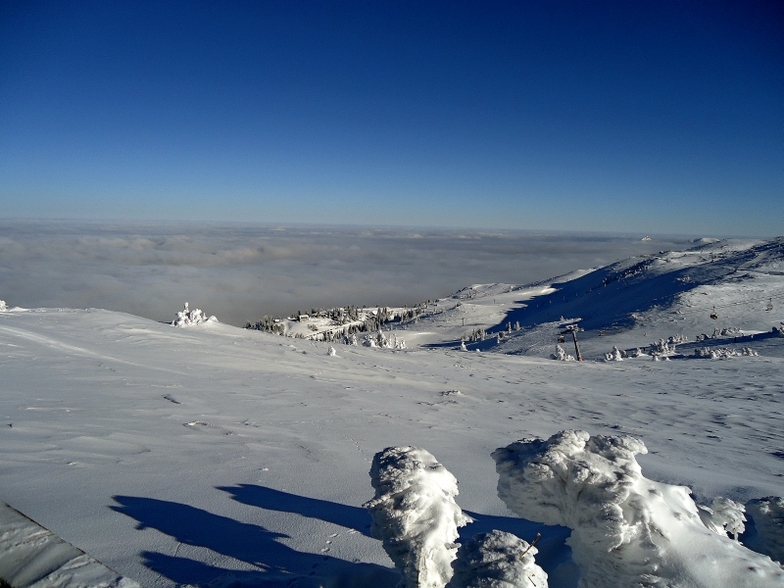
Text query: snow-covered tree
551 345 573 361
364 446 472 588
171 302 217 327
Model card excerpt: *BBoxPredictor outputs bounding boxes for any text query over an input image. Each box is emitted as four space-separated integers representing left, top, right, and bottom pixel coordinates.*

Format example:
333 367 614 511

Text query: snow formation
364 447 472 588
171 301 217 327
0 300 7 312
446 530 548 588
492 430 784 588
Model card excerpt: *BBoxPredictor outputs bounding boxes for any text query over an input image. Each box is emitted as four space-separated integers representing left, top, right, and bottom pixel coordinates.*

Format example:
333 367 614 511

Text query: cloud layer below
0 221 694 326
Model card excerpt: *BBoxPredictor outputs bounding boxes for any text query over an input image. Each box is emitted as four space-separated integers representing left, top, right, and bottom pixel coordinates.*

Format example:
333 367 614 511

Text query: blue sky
1 1 781 236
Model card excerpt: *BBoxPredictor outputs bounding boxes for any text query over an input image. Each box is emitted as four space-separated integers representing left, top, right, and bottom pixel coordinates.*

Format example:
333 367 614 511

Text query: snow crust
446 530 548 588
492 430 784 587
0 503 140 588
365 447 471 588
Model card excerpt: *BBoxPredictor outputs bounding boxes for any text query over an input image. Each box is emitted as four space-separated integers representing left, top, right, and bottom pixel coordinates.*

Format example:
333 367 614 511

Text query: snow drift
364 447 472 588
446 530 548 588
492 430 784 588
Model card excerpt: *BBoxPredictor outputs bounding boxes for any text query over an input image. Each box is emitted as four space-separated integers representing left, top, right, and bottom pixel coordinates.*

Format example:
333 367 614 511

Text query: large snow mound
364 446 472 588
492 430 784 588
446 530 548 588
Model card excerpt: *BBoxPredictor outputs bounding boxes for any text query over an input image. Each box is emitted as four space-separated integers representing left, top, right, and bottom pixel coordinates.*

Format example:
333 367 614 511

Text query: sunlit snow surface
1 238 783 587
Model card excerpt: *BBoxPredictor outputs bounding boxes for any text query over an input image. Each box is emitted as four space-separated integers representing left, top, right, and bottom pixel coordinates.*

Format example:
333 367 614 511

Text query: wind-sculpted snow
446 530 548 588
745 497 784 564
492 430 784 588
364 447 471 588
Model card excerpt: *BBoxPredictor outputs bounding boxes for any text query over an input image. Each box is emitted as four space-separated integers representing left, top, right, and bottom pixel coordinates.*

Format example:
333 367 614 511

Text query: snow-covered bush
744 497 784 564
698 497 746 539
604 346 624 362
694 347 757 359
648 335 686 357
171 302 217 327
327 346 337 357
364 446 472 588
446 530 548 588
0 300 7 312
492 430 784 588
551 345 574 361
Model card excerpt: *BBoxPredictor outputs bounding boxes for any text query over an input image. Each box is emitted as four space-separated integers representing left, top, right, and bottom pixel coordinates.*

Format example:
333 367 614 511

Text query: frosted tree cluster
246 303 429 343
0 300 7 312
363 330 406 350
492 430 784 588
364 447 472 588
694 347 758 358
171 302 217 327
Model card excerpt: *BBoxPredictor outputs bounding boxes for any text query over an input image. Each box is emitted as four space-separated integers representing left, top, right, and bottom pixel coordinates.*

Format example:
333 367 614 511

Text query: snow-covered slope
1 237 783 587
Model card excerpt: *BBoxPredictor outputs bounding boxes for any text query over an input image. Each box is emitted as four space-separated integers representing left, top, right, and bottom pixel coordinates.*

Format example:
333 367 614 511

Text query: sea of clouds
0 220 695 326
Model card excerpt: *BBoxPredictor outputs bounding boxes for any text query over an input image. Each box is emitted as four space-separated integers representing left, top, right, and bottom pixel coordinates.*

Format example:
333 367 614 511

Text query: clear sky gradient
1 1 781 236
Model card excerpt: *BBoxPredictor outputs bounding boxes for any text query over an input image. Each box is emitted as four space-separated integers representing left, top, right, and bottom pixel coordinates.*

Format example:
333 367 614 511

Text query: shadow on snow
112 485 574 587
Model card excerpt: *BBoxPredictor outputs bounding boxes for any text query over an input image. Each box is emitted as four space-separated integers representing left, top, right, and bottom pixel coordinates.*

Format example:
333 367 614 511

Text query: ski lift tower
560 320 584 361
